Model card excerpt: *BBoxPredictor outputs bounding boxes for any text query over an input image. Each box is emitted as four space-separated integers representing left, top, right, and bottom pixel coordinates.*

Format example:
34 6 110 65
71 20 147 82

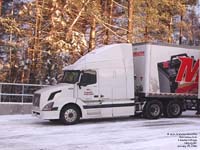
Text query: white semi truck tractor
32 43 200 125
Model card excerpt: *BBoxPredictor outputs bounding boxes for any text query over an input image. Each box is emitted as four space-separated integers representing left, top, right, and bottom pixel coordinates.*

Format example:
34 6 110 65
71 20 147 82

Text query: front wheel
60 105 80 125
143 100 163 119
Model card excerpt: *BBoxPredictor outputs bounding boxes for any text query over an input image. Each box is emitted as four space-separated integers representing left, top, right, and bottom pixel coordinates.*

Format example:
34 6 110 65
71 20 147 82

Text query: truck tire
60 105 80 125
143 100 163 119
164 100 182 118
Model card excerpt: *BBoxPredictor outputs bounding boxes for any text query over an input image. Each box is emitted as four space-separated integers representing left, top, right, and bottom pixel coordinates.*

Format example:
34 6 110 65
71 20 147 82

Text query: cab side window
80 70 97 86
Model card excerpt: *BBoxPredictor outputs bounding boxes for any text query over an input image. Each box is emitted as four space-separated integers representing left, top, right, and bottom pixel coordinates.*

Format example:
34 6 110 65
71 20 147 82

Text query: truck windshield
61 70 80 84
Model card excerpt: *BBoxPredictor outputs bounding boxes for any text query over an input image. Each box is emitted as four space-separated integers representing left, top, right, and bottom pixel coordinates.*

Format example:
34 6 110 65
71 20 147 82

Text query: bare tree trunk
89 18 96 51
168 17 173 43
9 0 14 82
191 17 194 45
144 26 148 42
104 0 113 45
31 0 40 83
144 2 149 42
0 0 2 16
127 0 133 43
179 15 183 45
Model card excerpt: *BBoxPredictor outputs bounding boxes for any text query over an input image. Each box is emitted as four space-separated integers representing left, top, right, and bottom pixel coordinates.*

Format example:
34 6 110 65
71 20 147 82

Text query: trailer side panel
133 43 200 98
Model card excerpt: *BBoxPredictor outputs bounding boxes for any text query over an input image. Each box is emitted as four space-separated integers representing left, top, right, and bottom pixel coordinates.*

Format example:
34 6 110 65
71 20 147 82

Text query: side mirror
78 73 88 88
81 82 87 87
77 83 81 89
77 82 87 89
78 82 87 87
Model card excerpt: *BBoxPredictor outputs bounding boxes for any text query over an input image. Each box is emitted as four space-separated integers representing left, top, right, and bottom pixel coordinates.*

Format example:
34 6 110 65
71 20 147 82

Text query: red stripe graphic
176 83 198 93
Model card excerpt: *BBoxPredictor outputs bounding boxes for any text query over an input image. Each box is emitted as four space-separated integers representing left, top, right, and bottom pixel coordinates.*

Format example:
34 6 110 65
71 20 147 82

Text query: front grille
33 94 40 107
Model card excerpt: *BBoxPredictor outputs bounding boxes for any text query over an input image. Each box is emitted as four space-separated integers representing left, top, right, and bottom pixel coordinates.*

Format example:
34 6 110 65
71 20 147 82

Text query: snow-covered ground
0 111 199 150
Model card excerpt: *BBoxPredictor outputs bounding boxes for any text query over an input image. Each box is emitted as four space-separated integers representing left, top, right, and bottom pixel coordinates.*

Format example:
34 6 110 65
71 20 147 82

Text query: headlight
42 102 54 111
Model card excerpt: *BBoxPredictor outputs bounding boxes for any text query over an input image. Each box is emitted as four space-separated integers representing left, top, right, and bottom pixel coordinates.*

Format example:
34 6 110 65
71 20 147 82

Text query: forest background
0 0 199 84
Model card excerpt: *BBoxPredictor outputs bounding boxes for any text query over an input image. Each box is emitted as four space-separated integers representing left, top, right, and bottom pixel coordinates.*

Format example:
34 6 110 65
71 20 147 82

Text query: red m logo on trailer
176 57 199 82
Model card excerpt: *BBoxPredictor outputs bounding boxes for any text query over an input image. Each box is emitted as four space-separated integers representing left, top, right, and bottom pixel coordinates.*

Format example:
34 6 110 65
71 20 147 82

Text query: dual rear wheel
143 100 182 119
163 100 182 118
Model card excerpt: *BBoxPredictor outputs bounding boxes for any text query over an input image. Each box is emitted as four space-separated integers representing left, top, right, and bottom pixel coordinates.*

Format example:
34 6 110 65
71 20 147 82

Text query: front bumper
32 109 60 120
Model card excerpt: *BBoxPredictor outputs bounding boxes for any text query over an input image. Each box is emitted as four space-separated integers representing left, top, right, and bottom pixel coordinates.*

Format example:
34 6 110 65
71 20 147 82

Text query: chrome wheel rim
64 109 77 123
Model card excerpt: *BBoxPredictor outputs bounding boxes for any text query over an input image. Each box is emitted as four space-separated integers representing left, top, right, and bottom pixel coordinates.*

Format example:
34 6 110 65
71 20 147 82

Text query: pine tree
18 0 102 83
0 0 198 83
0 0 25 83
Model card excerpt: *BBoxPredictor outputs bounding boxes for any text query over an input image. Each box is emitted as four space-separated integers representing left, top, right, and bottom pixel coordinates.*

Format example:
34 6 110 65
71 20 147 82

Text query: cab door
77 70 99 101
77 70 101 117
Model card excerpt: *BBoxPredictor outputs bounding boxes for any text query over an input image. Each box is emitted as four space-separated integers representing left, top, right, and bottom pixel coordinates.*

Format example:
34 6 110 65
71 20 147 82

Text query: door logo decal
84 89 94 95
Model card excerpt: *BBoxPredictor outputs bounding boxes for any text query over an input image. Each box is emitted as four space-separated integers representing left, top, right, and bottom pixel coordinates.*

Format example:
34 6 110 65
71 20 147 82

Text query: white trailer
32 43 200 124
